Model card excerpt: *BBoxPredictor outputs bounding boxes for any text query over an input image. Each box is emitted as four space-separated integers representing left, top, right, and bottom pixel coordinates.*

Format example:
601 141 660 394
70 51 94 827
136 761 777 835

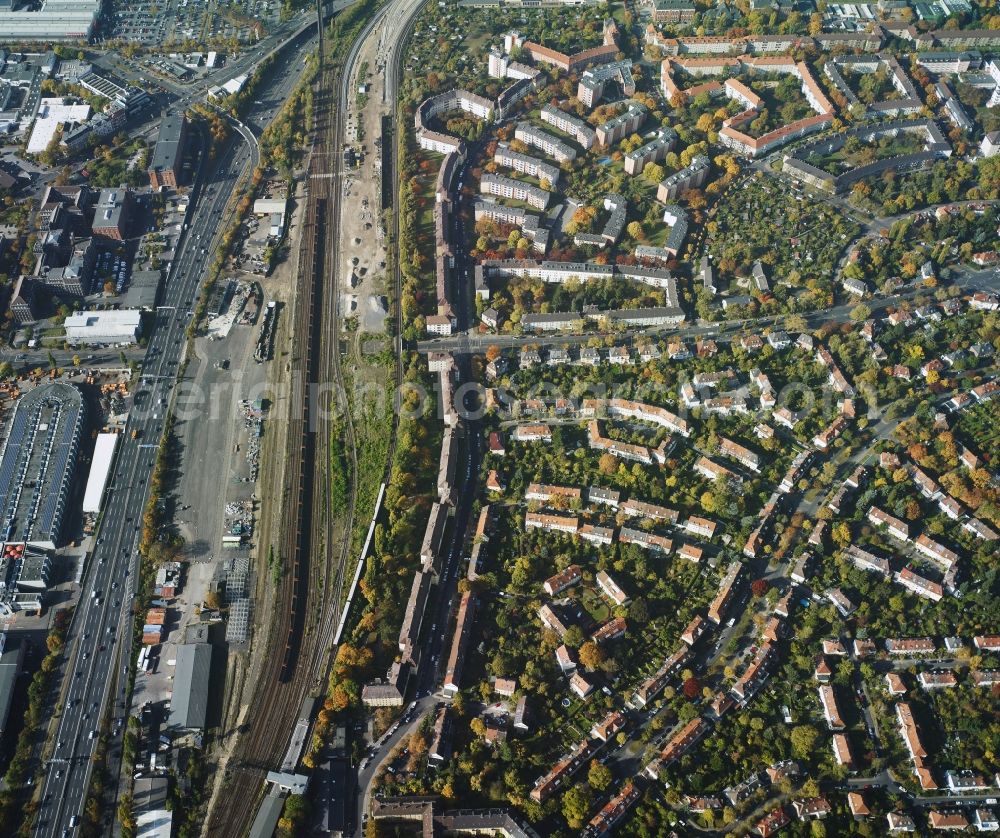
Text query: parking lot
107 0 279 47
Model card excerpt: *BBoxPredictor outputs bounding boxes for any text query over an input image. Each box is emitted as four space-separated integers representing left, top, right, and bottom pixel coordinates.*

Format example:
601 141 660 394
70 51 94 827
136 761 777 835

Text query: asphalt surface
32 125 248 838
353 141 479 838
98 8 320 102
0 349 146 371
33 28 320 838
416 265 1000 356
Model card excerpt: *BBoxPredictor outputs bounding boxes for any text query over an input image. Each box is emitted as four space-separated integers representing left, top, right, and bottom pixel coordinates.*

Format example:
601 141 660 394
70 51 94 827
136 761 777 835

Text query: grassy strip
330 419 349 514
312 73 440 740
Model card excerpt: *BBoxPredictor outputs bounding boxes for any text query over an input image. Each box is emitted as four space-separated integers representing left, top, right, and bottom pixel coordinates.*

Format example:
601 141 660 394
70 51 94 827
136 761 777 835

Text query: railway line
307 0 424 678
204 3 398 834
203 122 327 838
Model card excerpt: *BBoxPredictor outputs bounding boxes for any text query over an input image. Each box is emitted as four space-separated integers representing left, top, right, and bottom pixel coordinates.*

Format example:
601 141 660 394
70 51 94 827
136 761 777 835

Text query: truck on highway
131 428 140 439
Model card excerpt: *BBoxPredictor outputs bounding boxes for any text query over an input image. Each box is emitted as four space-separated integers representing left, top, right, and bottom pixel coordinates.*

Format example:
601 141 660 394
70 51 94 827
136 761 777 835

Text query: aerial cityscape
0 0 997 836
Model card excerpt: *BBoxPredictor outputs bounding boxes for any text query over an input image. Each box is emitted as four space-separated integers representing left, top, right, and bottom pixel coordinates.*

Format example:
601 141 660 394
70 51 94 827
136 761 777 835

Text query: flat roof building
0 382 84 548
148 113 187 190
124 270 162 310
64 309 142 345
133 776 172 838
92 186 134 240
0 0 100 42
82 432 118 514
167 642 213 731
0 543 52 616
0 634 25 736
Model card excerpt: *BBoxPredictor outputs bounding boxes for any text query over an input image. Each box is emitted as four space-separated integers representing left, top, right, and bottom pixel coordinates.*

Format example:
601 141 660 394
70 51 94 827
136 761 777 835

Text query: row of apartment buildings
783 119 951 195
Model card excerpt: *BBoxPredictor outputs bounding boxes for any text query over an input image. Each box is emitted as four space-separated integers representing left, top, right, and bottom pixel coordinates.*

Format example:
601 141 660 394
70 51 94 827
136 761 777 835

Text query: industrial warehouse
0 382 85 549
0 373 134 618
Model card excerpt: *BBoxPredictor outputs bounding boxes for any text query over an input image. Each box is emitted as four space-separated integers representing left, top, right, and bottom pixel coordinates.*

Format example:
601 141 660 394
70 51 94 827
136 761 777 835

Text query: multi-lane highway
32 28 320 838
33 126 253 838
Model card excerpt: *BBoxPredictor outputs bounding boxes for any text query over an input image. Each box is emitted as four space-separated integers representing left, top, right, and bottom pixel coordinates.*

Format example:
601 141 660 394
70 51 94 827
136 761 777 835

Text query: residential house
592 617 627 643
555 645 576 674
928 811 969 831
619 527 673 554
525 512 578 534
915 534 958 569
833 734 854 769
543 565 582 596
826 587 857 617
538 604 570 637
685 516 718 539
886 673 907 695
580 524 614 546
753 807 790 837
974 810 1000 832
708 561 742 624
681 615 706 646
847 792 869 819
591 710 626 742
853 638 876 658
918 670 958 690
887 812 917 832
896 566 944 602
678 543 703 563
513 424 552 442
596 570 628 606
886 638 936 655
570 672 593 699
793 798 831 821
495 677 517 698
868 506 909 541
974 636 1000 652
818 685 845 730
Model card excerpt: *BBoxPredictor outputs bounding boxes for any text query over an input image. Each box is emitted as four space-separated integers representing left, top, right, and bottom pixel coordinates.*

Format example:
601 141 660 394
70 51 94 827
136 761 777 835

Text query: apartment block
540 104 596 149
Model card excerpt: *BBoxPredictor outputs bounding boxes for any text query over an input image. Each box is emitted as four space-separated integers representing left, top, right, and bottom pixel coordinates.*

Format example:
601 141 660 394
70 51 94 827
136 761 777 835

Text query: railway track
307 4 365 683
307 0 427 680
204 3 399 833
307 0 406 677
205 61 348 838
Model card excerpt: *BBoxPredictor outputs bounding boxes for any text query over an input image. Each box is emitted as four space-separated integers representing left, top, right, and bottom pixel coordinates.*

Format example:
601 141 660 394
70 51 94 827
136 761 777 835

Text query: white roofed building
65 310 142 345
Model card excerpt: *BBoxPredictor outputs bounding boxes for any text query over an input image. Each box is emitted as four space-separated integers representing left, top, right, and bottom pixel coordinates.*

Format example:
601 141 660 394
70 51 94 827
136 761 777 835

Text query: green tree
642 162 665 185
578 641 605 670
564 625 585 649
588 760 613 791
790 724 819 759
117 794 136 838
561 785 593 829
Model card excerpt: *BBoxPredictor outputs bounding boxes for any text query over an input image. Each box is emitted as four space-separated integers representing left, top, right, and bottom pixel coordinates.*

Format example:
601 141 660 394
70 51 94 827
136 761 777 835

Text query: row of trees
0 607 72 834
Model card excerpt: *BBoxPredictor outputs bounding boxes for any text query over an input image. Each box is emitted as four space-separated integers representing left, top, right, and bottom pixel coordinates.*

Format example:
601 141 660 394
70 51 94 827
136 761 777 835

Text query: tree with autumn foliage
578 641 605 670
682 676 701 700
